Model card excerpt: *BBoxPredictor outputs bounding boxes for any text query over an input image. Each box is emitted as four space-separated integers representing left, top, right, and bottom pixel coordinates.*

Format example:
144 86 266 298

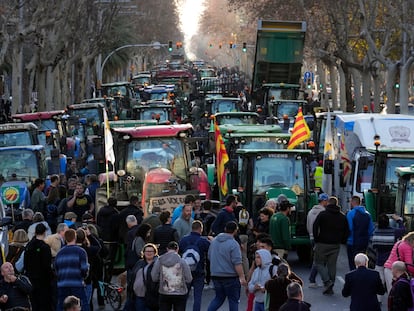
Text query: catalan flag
215 121 229 196
287 107 311 149
341 134 351 183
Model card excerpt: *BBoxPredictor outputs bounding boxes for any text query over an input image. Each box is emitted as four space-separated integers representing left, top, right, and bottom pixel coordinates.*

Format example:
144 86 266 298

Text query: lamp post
97 42 165 95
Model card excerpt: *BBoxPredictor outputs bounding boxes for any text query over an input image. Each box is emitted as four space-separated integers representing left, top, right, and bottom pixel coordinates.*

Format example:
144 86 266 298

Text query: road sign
303 71 314 83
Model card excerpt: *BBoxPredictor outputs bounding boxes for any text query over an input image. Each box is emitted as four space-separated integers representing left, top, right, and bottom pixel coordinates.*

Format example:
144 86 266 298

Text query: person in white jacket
248 249 273 311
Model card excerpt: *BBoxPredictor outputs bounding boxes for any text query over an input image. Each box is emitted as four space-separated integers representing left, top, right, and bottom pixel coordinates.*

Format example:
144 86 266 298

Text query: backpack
160 262 187 294
182 244 201 272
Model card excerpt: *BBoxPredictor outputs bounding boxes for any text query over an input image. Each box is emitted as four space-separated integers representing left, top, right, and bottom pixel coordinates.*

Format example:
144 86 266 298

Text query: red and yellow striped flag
215 121 229 196
287 107 311 149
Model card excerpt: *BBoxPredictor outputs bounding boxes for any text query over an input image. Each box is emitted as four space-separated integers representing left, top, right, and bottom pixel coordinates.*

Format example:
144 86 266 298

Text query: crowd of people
0 169 413 311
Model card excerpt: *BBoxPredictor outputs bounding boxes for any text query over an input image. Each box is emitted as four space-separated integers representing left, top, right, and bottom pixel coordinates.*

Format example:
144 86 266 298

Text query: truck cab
395 165 414 232
0 123 39 147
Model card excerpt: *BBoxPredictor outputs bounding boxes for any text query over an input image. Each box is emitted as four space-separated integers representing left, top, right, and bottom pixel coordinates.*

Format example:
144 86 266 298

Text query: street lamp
97 42 166 94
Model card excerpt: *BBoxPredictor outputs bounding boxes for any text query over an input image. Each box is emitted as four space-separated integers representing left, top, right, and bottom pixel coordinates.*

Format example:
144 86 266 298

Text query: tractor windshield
249 153 305 194
0 132 33 147
140 108 169 121
0 150 39 182
126 138 187 182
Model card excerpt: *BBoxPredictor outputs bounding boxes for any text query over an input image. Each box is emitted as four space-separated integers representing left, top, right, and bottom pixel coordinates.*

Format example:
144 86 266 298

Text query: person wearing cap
24 223 53 311
269 200 294 260
207 221 247 311
64 212 78 229
151 241 192 311
306 193 329 288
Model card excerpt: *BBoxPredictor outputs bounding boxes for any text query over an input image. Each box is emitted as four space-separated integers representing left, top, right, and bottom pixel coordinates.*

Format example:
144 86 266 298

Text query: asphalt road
93 245 388 311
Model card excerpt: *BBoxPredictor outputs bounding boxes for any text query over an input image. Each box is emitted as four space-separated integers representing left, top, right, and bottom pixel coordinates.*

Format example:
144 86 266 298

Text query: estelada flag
214 121 229 196
340 134 352 182
287 107 311 149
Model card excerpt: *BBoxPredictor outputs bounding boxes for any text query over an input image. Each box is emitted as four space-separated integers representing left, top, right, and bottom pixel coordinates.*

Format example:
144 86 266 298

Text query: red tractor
96 123 210 216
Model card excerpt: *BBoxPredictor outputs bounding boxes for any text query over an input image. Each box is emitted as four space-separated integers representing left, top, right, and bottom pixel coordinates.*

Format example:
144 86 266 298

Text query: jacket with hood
248 249 272 303
346 205 375 246
313 204 349 244
151 251 192 296
96 205 119 241
306 204 325 239
208 232 242 277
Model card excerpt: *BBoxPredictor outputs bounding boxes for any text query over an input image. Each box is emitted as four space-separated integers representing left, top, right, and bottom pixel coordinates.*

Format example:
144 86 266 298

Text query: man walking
179 220 211 311
269 199 294 260
313 196 349 295
211 195 237 236
306 193 328 287
346 195 375 270
151 241 193 311
24 223 53 311
207 221 247 311
342 253 385 310
55 229 90 311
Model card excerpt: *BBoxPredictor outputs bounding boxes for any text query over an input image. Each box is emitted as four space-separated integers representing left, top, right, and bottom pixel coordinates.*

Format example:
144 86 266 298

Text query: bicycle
98 258 124 310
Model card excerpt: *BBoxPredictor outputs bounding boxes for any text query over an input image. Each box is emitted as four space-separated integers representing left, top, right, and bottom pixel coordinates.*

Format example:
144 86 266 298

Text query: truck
333 114 414 220
395 165 414 232
0 145 47 220
0 122 39 146
236 148 318 260
96 123 211 216
12 111 67 174
251 20 308 123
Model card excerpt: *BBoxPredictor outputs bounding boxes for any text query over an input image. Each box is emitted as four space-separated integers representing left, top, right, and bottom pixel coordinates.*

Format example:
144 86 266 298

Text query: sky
175 0 206 60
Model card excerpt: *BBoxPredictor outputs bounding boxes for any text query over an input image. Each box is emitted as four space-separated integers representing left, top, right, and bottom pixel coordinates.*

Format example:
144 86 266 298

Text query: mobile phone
82 223 87 229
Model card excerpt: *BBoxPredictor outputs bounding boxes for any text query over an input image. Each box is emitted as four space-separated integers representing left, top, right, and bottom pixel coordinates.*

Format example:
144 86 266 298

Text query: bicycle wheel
107 286 122 310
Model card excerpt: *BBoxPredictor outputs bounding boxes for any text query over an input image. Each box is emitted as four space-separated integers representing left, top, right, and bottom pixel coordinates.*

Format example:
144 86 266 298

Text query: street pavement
93 245 388 310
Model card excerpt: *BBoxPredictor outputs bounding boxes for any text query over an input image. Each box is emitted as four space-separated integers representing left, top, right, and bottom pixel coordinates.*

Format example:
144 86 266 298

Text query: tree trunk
399 57 414 114
385 63 397 114
361 69 371 110
329 63 338 110
338 64 347 112
351 68 362 112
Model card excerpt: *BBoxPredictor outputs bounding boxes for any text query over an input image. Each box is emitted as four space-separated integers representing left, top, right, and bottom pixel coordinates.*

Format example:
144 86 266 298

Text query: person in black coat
279 282 311 311
153 211 179 255
313 196 349 295
388 260 414 311
24 223 53 311
342 253 385 311
96 197 119 280
0 262 32 310
116 195 144 244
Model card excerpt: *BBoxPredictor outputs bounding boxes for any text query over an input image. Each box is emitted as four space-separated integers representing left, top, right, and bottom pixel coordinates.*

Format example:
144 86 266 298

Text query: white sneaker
308 282 320 288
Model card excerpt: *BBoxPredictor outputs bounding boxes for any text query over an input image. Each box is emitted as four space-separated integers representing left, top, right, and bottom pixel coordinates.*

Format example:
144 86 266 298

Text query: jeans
207 277 241 311
57 286 89 311
314 243 340 286
85 283 93 304
309 240 318 283
254 301 265 311
159 294 187 311
191 274 205 311
135 296 152 311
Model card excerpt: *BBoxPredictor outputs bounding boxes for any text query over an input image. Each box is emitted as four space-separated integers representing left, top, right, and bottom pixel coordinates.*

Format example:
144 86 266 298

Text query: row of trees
208 0 414 113
0 0 181 113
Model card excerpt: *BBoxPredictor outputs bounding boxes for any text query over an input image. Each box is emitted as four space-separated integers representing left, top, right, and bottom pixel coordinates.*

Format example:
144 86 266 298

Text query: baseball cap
64 212 77 220
279 200 294 210
318 193 329 201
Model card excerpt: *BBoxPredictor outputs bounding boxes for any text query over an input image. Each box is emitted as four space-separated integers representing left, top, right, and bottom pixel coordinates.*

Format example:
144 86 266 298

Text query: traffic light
209 43 213 48
229 42 233 49
395 82 400 89
242 42 247 52
168 41 173 52
307 78 312 89
176 42 183 49
319 83 323 89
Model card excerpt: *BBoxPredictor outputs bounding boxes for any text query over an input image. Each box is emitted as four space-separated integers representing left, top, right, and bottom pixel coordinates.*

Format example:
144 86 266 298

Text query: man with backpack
179 220 211 311
151 241 193 311
346 196 375 270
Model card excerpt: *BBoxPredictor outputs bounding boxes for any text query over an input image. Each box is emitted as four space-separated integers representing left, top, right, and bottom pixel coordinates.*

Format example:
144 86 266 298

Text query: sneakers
204 284 214 290
323 281 334 295
308 282 320 288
